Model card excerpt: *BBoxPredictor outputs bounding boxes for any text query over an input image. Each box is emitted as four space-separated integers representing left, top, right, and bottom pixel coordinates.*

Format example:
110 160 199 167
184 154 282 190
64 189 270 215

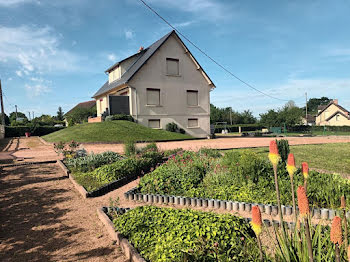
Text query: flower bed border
97 207 146 262
124 187 350 221
57 160 141 198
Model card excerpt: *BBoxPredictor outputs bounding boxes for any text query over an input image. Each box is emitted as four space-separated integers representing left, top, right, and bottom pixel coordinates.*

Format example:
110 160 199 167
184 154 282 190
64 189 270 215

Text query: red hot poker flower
302 162 309 179
286 153 297 177
347 245 350 262
297 186 309 217
268 140 280 166
251 206 262 236
330 216 343 245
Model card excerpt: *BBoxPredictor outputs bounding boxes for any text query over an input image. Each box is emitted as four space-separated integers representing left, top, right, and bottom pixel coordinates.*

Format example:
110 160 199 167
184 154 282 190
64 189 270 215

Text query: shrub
276 139 290 163
5 126 65 137
64 151 122 172
138 142 158 154
198 148 222 158
113 206 260 262
165 122 178 132
162 148 183 158
105 114 134 122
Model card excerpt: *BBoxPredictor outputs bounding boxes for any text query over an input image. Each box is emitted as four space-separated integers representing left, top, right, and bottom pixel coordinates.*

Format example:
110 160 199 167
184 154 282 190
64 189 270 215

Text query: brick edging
125 188 350 222
96 207 146 262
0 160 57 168
68 173 89 198
56 160 70 177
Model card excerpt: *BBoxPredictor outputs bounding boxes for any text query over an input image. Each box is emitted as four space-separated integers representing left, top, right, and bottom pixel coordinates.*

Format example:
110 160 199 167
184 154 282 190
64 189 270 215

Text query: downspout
129 85 138 122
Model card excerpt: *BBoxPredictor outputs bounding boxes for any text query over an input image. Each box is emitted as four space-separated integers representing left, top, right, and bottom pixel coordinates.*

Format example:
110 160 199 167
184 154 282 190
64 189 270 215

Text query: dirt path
0 163 126 262
82 135 350 154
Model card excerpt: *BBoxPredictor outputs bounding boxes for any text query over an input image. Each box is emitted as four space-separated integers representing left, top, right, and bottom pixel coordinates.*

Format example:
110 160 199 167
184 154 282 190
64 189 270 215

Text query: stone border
38 136 51 145
59 159 142 198
56 160 70 177
97 207 146 262
125 187 350 221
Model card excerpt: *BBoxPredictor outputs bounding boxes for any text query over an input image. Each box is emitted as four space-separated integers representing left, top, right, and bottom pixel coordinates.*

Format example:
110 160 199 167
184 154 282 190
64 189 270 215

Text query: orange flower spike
347 245 350 262
330 216 343 245
268 140 280 167
341 196 346 209
286 153 297 178
297 186 309 217
251 206 262 236
302 162 309 179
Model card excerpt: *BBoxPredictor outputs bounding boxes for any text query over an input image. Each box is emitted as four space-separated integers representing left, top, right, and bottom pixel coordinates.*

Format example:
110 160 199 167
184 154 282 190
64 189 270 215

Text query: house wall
327 114 350 126
96 96 108 116
108 55 140 83
128 34 212 138
316 103 350 126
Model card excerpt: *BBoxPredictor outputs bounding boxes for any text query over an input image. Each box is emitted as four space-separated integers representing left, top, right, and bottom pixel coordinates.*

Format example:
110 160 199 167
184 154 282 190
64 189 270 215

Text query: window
188 118 199 128
187 90 198 106
336 114 340 121
166 58 179 75
146 88 160 105
148 119 160 128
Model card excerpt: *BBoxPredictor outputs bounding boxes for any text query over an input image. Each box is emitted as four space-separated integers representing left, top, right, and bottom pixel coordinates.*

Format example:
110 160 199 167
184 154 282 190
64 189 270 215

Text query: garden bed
107 205 263 261
63 150 165 197
136 149 350 213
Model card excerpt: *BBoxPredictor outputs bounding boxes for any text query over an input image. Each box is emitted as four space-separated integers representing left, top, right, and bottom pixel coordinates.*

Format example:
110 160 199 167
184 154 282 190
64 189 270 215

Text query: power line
138 0 299 102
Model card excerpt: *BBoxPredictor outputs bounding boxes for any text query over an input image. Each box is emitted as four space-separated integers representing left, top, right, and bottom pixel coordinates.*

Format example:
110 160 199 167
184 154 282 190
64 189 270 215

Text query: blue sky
1 0 350 118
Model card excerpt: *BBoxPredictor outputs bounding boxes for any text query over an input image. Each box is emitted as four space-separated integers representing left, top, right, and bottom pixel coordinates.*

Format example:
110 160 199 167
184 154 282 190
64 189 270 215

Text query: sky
1 0 350 118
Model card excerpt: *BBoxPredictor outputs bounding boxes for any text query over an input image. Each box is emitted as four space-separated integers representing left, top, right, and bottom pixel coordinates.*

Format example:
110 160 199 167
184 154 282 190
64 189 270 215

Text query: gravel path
0 163 126 262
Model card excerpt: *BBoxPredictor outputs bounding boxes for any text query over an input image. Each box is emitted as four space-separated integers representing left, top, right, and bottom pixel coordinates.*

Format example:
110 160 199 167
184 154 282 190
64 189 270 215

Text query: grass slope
228 143 350 175
43 120 192 143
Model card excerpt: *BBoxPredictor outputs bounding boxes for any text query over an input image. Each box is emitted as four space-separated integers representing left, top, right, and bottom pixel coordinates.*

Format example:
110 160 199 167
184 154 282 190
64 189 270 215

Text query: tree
9 111 28 125
259 102 303 127
0 113 10 125
56 106 64 121
210 104 257 124
303 97 331 115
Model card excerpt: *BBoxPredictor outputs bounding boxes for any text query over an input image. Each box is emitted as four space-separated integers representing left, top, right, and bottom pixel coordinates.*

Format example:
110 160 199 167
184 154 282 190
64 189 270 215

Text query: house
301 114 316 126
92 30 215 138
65 100 96 125
315 99 350 126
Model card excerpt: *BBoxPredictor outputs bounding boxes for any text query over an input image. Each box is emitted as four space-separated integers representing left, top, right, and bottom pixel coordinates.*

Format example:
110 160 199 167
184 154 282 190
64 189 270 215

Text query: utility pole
229 107 232 125
305 92 308 125
28 111 31 121
0 79 5 126
32 111 34 119
15 105 18 121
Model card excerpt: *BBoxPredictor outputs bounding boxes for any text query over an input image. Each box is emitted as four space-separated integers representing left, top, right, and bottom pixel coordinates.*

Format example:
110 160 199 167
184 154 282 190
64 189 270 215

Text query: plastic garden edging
124 187 350 221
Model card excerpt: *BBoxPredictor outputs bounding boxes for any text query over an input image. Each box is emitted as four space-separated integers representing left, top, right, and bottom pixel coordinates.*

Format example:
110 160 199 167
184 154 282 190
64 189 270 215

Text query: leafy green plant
113 206 262 262
64 151 122 172
124 140 137 156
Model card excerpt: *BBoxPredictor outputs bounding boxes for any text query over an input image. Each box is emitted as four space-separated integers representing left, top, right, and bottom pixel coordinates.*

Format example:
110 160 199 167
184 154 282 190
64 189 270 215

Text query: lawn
42 120 193 143
228 142 350 175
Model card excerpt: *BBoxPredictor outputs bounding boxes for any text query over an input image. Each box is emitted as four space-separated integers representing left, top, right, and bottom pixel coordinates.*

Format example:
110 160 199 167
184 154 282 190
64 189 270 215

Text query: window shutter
188 118 198 128
166 58 179 75
148 119 160 128
187 90 198 106
147 89 160 105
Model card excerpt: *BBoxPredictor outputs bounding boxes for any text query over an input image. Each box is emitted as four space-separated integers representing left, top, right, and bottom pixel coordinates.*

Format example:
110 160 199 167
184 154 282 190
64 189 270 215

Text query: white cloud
124 30 134 40
0 0 36 6
172 20 195 28
15 70 23 77
148 0 231 21
0 25 83 75
25 84 50 97
107 53 117 62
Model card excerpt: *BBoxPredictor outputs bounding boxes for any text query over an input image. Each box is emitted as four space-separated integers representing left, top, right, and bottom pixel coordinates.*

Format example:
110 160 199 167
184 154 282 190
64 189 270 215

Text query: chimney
333 99 338 105
139 46 144 52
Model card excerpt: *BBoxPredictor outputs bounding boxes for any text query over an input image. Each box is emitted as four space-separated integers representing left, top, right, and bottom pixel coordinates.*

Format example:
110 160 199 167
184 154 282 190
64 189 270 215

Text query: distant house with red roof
316 99 350 126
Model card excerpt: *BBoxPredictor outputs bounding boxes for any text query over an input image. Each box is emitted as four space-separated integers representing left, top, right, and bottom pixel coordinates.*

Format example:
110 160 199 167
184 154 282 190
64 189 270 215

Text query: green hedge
5 126 65 137
288 125 350 133
113 206 260 261
214 124 265 133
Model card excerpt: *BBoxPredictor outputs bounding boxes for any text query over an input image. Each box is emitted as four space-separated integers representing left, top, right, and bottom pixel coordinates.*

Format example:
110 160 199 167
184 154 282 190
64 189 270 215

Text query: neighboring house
315 99 350 126
301 114 316 126
64 100 96 125
92 30 215 138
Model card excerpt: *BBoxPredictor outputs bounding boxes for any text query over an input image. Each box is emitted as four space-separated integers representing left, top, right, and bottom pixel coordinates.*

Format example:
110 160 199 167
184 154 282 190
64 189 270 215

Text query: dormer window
166 58 179 76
